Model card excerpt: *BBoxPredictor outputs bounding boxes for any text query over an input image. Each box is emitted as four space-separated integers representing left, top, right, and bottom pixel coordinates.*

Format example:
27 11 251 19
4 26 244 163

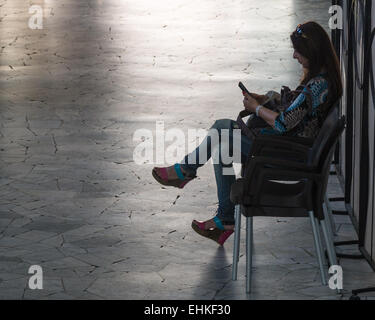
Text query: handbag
236 84 313 139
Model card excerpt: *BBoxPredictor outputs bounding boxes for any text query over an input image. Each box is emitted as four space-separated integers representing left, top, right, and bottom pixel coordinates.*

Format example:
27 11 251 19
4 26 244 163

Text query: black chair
240 105 340 235
230 107 346 293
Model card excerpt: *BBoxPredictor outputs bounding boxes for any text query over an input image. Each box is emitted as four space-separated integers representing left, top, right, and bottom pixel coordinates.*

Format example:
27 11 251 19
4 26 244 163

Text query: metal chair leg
324 194 337 236
232 205 241 281
320 203 338 265
320 219 338 267
314 217 327 267
320 218 342 293
309 211 327 285
323 201 336 239
246 216 253 293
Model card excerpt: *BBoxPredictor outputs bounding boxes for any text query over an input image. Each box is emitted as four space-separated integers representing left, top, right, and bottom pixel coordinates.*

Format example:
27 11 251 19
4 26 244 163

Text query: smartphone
238 82 254 98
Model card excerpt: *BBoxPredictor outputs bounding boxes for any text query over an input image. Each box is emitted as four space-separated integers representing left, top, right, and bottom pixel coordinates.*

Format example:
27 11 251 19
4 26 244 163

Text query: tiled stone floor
1 0 375 300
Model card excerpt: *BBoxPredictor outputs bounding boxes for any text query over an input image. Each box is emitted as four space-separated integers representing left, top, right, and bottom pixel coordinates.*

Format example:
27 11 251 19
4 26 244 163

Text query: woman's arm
243 90 310 132
243 78 327 132
256 106 279 128
273 92 311 133
242 93 279 128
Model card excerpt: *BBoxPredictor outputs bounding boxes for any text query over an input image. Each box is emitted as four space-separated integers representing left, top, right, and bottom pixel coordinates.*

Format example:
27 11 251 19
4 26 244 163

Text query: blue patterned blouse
260 74 330 138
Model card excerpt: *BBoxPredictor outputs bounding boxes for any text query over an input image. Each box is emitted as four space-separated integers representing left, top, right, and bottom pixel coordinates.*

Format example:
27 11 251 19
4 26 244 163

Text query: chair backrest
308 104 346 219
308 102 341 169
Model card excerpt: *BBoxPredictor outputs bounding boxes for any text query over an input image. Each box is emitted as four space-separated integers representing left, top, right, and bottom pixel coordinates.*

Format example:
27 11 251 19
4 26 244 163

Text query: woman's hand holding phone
238 82 266 104
248 92 267 104
242 93 259 113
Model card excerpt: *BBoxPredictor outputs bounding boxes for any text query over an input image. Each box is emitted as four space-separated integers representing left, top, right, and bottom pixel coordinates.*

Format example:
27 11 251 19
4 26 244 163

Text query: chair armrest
250 136 311 158
256 146 308 162
272 135 314 146
258 167 321 182
253 135 314 146
243 156 317 180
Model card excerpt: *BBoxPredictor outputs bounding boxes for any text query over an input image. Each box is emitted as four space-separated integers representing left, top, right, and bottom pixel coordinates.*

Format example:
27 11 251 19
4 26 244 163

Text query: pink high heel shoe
191 217 234 246
152 164 196 189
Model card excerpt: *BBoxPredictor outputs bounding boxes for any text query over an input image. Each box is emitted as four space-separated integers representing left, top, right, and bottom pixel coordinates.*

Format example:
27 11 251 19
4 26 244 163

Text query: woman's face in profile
293 49 309 68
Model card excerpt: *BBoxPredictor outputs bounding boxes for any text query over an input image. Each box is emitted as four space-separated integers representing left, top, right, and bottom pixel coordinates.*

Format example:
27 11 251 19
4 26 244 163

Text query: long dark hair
290 21 343 104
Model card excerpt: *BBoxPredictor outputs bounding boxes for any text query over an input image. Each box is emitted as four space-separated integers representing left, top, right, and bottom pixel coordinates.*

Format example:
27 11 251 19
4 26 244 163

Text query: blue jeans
180 119 253 225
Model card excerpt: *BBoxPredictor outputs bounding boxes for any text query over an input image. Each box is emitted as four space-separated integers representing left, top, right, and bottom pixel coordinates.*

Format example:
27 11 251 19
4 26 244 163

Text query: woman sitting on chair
152 21 343 246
